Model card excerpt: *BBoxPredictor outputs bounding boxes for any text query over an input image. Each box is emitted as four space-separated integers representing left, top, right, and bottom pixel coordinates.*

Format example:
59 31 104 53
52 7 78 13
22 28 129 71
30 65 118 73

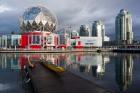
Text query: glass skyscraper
115 9 133 44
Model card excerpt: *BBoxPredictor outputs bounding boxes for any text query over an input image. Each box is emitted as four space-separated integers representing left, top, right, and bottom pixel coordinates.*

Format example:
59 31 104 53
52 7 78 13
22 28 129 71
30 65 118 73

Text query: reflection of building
0 54 20 70
79 54 103 73
115 55 133 91
91 55 105 78
66 54 110 79
115 9 133 44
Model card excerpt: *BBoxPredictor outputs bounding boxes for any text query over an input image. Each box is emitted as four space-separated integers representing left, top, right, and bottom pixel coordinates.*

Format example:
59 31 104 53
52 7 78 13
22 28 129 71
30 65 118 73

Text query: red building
20 31 59 49
19 6 58 49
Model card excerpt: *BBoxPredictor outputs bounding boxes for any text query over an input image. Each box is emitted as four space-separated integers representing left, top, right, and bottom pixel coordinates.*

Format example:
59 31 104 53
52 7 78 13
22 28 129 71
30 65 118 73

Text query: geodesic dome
20 6 57 33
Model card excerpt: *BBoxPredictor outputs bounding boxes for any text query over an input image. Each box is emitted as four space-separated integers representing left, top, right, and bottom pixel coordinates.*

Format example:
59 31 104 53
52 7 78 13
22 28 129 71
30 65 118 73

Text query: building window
13 39 18 46
60 35 66 44
32 35 40 44
47 36 52 44
85 43 94 45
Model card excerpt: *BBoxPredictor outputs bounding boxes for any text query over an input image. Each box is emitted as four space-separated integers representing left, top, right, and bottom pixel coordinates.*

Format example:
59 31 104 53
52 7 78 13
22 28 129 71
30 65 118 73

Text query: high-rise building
79 25 90 36
115 9 133 44
92 20 105 42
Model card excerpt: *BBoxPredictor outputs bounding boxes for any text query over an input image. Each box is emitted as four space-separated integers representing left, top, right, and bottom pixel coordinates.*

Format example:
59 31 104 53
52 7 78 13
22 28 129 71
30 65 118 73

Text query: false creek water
0 53 140 93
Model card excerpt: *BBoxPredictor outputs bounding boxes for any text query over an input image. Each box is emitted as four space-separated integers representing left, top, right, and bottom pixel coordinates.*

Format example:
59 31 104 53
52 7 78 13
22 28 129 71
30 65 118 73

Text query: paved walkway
27 62 112 93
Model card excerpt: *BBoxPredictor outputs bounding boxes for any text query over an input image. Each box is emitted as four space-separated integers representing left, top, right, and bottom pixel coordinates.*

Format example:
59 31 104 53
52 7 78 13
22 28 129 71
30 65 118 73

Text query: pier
25 61 112 93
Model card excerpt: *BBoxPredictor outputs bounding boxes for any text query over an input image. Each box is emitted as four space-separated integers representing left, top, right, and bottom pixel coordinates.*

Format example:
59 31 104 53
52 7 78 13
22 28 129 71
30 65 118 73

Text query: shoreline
1 48 140 53
0 48 111 53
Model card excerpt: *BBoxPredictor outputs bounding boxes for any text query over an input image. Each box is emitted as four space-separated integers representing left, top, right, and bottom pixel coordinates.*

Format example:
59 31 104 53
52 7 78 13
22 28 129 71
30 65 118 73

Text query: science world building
0 6 110 49
20 6 59 49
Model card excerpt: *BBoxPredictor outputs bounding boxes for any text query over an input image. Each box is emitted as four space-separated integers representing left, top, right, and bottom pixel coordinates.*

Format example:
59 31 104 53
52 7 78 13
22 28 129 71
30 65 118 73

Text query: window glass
47 36 52 44
32 35 40 44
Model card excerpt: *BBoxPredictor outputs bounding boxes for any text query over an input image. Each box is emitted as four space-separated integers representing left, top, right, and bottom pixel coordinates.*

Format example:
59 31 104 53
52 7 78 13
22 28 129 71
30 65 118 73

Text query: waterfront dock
0 48 112 53
26 62 112 93
1 48 140 53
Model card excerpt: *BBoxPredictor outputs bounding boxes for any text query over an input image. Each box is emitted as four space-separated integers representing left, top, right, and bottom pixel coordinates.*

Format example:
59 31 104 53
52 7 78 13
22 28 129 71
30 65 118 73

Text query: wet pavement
27 62 112 93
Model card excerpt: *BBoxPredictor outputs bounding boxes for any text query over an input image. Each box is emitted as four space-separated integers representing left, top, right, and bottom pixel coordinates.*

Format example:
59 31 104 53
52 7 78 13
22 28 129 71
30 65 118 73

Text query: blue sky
0 0 140 40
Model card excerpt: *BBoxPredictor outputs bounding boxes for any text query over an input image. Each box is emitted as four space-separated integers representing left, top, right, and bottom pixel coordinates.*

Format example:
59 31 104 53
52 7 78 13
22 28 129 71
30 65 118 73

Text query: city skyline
0 0 140 40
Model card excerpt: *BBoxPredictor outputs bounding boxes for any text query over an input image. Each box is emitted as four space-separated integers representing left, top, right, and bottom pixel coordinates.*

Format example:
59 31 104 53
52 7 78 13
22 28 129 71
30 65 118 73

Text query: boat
41 61 65 73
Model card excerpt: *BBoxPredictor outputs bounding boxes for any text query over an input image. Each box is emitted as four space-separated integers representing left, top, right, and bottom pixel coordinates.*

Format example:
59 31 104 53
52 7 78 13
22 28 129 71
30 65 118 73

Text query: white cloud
0 0 140 37
0 5 13 13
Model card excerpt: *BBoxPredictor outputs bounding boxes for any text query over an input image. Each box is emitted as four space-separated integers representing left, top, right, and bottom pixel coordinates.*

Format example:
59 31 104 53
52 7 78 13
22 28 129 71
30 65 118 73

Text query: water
0 53 140 93
0 54 32 93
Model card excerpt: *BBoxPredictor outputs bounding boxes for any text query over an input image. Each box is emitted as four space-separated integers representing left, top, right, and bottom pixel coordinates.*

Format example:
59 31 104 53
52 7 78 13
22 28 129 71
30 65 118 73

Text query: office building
92 20 105 42
115 9 133 44
79 25 90 36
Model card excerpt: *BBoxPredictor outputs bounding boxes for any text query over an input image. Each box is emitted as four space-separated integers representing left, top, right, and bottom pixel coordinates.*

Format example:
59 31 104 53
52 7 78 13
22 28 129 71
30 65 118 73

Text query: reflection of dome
20 6 57 33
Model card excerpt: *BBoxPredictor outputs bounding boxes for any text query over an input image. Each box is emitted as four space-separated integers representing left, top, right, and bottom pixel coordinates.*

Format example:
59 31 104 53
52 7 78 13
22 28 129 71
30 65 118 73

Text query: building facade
0 6 111 49
58 33 71 48
19 6 58 49
72 37 102 48
79 25 90 37
92 20 105 43
115 9 133 44
20 31 59 49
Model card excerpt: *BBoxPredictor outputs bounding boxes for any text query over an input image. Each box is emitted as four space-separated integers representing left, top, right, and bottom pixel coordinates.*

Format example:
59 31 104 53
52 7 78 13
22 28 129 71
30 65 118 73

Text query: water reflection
0 83 11 91
66 54 110 79
0 53 138 93
0 54 20 70
115 54 133 91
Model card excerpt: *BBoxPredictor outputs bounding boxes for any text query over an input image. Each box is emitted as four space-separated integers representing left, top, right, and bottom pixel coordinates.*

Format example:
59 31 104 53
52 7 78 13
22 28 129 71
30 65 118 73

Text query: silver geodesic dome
20 6 57 33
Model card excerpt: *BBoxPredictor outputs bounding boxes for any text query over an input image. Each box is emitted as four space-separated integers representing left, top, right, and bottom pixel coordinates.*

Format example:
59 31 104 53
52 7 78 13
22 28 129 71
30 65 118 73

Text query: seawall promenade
1 48 140 53
0 48 112 53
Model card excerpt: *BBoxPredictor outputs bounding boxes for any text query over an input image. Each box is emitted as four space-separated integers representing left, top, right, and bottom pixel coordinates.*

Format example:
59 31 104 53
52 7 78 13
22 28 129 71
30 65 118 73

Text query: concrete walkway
27 62 112 93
